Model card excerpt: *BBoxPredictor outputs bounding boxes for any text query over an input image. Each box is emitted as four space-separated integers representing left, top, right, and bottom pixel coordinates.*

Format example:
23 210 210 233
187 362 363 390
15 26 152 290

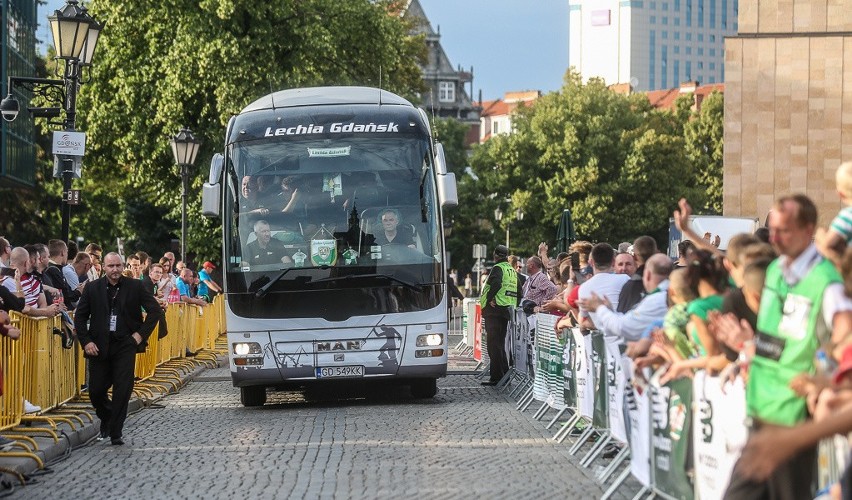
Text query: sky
418 0 570 101
39 0 570 102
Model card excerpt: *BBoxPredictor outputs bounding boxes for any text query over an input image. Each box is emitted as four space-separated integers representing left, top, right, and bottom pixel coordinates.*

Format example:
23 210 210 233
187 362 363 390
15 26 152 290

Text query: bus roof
241 86 413 113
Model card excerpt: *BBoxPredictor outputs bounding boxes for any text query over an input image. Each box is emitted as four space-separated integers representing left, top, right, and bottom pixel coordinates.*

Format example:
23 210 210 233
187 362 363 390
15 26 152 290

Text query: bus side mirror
438 172 458 208
434 142 457 207
202 153 224 218
434 142 448 175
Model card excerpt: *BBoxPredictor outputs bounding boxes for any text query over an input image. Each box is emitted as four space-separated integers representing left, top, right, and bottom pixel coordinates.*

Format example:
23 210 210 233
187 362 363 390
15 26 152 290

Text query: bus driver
374 208 416 249
244 220 294 267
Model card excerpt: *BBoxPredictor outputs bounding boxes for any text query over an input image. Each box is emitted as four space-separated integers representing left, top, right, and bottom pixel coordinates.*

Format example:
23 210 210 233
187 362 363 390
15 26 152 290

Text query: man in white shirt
576 243 629 331
579 253 672 343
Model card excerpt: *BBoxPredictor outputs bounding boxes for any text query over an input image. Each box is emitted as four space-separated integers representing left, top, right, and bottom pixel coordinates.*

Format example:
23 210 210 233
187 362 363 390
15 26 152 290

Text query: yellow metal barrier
19 315 55 411
0 295 228 440
0 313 25 430
133 324 159 380
13 314 78 412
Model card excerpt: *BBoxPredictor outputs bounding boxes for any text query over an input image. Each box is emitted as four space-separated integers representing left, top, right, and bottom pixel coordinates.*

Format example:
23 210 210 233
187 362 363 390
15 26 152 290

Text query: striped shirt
830 206 852 244
20 273 42 307
1 272 43 307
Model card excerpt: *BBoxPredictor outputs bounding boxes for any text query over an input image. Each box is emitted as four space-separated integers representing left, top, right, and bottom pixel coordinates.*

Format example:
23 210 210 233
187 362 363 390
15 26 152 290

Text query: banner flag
532 315 549 402
628 363 652 487
606 341 628 443
692 372 747 500
473 304 484 362
512 309 529 375
591 332 609 429
580 333 595 419
537 314 566 409
650 370 694 500
562 330 577 408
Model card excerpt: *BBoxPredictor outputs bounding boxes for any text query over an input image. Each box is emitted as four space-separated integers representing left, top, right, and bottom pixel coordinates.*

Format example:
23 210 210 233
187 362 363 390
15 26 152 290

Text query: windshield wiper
254 266 330 298
310 273 424 291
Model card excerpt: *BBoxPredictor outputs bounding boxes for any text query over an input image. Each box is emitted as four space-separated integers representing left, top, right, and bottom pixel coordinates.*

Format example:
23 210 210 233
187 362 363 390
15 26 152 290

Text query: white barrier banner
692 372 747 500
627 363 651 487
580 333 595 419
512 309 529 376
537 314 566 410
606 341 628 443
532 326 549 402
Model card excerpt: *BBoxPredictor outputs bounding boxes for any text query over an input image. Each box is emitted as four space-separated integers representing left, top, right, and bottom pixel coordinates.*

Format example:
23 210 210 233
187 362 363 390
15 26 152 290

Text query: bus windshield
223 135 443 310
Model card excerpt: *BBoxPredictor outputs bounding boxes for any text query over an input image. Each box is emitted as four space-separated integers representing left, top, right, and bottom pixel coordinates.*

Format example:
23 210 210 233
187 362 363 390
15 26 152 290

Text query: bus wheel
410 378 437 399
240 386 267 407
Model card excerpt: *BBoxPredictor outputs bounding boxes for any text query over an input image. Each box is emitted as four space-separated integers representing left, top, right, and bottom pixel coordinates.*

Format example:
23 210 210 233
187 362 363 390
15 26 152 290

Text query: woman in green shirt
661 249 729 383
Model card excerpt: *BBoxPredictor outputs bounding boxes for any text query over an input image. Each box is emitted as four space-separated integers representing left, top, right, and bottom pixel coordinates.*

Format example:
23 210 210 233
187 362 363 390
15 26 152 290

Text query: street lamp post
170 128 201 263
493 206 523 250
0 0 102 243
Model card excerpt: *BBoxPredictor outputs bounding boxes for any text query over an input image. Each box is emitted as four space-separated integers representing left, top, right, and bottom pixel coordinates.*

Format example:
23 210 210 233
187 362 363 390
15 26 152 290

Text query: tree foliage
684 91 724 213
69 0 425 262
450 71 714 270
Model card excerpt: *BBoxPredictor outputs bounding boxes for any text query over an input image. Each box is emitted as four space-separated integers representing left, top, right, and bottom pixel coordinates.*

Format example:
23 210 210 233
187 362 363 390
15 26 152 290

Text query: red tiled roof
645 83 724 110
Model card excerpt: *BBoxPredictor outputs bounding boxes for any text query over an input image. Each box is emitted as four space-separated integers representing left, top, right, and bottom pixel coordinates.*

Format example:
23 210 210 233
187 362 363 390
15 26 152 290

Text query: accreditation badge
311 239 337 266
778 293 811 341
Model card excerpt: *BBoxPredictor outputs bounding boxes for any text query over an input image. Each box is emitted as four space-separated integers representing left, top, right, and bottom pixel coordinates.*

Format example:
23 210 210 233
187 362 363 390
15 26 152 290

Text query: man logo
317 341 363 352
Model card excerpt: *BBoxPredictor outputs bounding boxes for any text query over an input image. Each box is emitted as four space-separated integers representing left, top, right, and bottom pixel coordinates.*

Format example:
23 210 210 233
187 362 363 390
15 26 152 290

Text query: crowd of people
478 162 852 499
0 239 222 448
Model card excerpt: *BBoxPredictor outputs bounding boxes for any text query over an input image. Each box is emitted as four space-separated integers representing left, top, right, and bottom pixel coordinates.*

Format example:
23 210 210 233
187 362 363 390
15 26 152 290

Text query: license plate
315 366 364 378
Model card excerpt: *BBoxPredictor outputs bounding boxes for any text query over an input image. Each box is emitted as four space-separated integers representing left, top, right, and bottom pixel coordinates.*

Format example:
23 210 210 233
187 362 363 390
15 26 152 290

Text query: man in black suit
74 252 163 445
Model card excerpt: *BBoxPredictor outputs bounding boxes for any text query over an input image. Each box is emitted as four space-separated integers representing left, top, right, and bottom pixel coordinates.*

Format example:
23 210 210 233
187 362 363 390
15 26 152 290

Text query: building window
710 62 716 70
698 33 704 42
675 17 681 25
674 31 681 40
663 2 669 9
709 48 716 56
493 121 500 135
662 45 669 89
663 16 669 24
686 46 692 54
686 61 692 78
698 47 704 55
651 15 656 23
674 60 680 84
650 30 656 90
675 0 681 10
686 32 692 41
710 34 716 42
438 82 455 103
698 62 704 69
662 30 668 39
710 0 717 28
674 46 680 53
650 1 657 8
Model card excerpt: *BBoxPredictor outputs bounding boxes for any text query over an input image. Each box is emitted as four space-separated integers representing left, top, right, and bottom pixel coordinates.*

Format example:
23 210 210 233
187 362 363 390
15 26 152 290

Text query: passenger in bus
244 220 293 266
373 209 416 249
240 175 271 217
278 176 305 214
255 175 280 209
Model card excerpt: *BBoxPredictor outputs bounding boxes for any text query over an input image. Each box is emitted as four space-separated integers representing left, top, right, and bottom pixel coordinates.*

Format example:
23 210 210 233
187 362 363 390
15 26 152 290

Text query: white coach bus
201 87 458 406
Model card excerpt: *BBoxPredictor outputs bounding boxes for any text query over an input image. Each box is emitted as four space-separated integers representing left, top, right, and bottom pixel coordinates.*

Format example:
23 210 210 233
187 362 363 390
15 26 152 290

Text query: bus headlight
416 334 443 347
233 342 261 355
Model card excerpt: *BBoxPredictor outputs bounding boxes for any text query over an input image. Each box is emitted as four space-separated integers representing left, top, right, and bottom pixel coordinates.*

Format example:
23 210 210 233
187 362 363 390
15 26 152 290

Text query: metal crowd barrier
498 311 850 500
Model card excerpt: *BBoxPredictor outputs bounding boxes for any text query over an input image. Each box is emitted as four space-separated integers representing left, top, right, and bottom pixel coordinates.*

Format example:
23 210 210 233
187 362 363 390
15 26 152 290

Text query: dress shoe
480 381 497 386
111 437 124 446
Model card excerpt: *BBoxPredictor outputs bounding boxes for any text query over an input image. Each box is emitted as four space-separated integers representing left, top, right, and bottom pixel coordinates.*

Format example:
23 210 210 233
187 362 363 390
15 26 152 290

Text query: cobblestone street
18 366 616 499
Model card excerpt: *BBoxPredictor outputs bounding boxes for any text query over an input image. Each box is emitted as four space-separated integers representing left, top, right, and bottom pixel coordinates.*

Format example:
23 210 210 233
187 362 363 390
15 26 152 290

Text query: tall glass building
1 0 38 186
568 0 738 91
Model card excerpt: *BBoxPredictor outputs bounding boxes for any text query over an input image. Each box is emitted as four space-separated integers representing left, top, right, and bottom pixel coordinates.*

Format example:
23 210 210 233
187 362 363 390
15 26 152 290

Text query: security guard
480 245 521 386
